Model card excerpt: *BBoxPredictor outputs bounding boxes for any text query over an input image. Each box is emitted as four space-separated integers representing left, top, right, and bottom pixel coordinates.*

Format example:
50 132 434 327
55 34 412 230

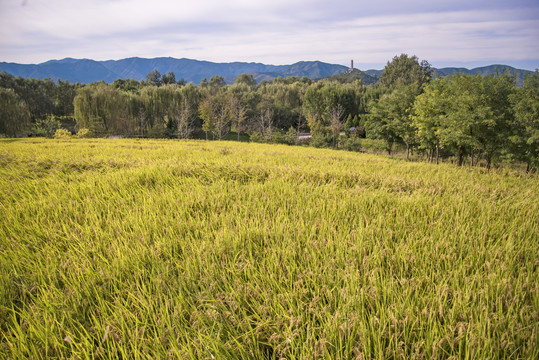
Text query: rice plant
0 138 537 359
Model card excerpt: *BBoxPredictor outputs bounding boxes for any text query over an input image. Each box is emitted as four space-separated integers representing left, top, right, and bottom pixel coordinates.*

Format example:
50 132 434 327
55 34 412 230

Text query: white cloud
0 0 538 69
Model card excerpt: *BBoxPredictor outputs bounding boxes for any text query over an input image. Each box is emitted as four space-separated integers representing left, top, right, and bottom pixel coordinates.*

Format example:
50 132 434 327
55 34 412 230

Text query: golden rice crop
0 138 537 359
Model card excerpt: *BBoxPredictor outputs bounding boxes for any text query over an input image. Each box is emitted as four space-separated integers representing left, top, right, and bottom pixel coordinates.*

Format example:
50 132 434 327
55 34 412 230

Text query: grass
0 138 537 359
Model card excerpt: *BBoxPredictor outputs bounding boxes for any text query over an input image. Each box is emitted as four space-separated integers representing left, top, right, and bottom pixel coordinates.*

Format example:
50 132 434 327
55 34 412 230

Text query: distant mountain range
0 57 533 85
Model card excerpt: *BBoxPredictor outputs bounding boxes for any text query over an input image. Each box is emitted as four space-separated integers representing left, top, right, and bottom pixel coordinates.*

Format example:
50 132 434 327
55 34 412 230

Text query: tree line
1 54 537 171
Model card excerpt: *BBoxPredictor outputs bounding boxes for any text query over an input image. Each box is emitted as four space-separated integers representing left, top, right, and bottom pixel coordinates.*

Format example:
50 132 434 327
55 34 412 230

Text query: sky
1 0 538 70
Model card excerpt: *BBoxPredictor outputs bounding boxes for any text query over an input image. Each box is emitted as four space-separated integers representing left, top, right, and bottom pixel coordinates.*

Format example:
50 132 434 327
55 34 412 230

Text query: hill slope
0 58 120 83
0 57 532 84
0 57 348 84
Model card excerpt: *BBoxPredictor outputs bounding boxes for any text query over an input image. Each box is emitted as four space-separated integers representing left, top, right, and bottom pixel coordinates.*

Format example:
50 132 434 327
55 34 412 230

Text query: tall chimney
351 59 354 70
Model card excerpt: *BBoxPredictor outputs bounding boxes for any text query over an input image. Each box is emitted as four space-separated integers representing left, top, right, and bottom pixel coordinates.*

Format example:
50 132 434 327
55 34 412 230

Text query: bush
53 128 71 139
147 126 166 138
285 127 298 145
33 115 61 138
76 128 91 138
361 138 388 153
272 129 296 145
249 132 263 143
310 133 332 148
340 137 362 152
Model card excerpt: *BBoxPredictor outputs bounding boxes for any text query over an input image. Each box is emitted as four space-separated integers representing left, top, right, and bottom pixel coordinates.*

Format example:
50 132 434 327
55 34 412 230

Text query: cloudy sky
1 0 538 70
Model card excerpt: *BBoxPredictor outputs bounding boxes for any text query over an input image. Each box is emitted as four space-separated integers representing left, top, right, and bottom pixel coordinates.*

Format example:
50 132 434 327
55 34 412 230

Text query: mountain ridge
0 57 532 84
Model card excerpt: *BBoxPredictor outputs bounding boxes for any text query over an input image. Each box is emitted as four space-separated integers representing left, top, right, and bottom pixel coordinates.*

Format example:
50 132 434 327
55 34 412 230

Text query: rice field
0 138 537 359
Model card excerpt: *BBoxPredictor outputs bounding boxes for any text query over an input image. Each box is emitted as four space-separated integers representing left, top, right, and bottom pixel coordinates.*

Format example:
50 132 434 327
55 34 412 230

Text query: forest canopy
1 55 538 171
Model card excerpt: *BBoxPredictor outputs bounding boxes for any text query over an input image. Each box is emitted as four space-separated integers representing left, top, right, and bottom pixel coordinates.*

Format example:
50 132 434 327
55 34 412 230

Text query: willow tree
199 92 231 140
74 83 129 136
257 80 308 131
228 94 247 140
137 84 183 137
176 84 201 139
0 88 31 137
303 80 365 131
256 99 274 141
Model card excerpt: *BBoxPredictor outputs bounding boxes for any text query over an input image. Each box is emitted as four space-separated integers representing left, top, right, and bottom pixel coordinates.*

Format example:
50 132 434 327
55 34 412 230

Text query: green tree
380 54 432 89
413 73 515 169
255 100 274 141
510 70 539 172
199 93 230 140
414 75 480 165
161 72 176 85
438 74 513 169
258 80 308 131
199 97 215 140
476 73 516 170
390 83 421 159
365 93 400 155
177 84 201 139
436 75 485 166
74 83 130 136
209 75 226 89
140 84 185 138
33 114 62 137
329 104 344 148
412 79 448 163
0 74 56 122
228 94 247 140
365 84 420 156
145 70 162 86
302 80 364 142
0 88 31 137
55 79 77 116
112 78 140 93
302 82 328 132
234 74 257 88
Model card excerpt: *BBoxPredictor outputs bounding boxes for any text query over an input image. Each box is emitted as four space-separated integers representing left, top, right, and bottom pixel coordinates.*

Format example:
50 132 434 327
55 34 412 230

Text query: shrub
285 127 298 145
147 126 166 138
310 133 332 148
361 138 389 153
76 128 91 138
340 137 362 152
53 128 71 139
272 129 295 145
33 115 61 137
249 132 263 143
